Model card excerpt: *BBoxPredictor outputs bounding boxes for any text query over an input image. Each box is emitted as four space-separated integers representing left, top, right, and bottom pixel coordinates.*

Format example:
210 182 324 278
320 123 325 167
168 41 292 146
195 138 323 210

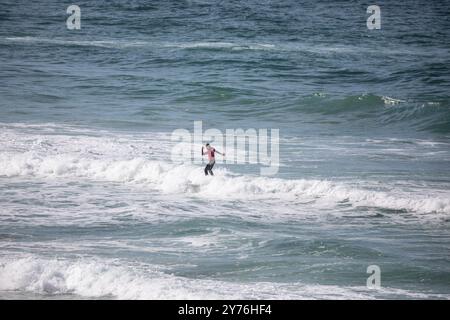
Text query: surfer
202 143 225 176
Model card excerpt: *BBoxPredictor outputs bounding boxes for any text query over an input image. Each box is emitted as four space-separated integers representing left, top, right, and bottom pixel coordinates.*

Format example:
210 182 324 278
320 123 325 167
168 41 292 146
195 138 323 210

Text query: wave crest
1 152 449 216
1 256 446 299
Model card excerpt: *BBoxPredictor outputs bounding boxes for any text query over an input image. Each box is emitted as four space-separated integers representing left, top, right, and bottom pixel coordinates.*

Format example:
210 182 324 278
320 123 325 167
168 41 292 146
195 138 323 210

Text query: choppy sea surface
0 0 450 299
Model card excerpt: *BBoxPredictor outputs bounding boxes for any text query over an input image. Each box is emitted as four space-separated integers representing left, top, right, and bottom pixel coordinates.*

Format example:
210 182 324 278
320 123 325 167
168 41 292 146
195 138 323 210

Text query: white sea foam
5 37 148 48
0 124 449 217
163 41 276 51
382 96 406 105
4 37 275 51
1 150 449 216
0 256 446 300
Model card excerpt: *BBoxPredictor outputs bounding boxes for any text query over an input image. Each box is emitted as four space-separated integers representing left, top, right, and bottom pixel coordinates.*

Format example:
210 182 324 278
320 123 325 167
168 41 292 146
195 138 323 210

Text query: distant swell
287 94 450 133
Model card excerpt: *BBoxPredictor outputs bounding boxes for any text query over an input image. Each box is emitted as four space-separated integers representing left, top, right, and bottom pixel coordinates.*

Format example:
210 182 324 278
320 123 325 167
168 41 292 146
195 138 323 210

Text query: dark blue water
0 0 449 299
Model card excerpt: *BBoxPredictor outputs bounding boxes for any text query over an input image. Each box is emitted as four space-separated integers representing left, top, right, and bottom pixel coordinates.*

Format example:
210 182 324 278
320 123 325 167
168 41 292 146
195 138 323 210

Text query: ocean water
1 0 450 299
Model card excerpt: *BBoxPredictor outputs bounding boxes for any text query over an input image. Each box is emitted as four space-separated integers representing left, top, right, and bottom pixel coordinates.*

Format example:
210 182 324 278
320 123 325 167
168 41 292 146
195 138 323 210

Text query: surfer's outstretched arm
216 150 225 156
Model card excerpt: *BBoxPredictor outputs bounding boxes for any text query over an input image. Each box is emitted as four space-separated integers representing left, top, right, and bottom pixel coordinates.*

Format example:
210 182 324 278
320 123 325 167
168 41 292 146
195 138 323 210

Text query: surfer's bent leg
204 164 210 176
208 160 215 176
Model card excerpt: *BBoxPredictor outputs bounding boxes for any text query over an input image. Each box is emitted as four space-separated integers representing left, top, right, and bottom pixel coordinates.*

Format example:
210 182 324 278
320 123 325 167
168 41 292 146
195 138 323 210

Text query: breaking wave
1 255 446 300
1 152 449 216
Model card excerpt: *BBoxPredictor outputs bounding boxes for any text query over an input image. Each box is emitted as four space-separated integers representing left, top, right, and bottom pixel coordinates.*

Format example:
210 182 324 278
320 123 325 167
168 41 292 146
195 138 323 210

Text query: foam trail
4 37 276 51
